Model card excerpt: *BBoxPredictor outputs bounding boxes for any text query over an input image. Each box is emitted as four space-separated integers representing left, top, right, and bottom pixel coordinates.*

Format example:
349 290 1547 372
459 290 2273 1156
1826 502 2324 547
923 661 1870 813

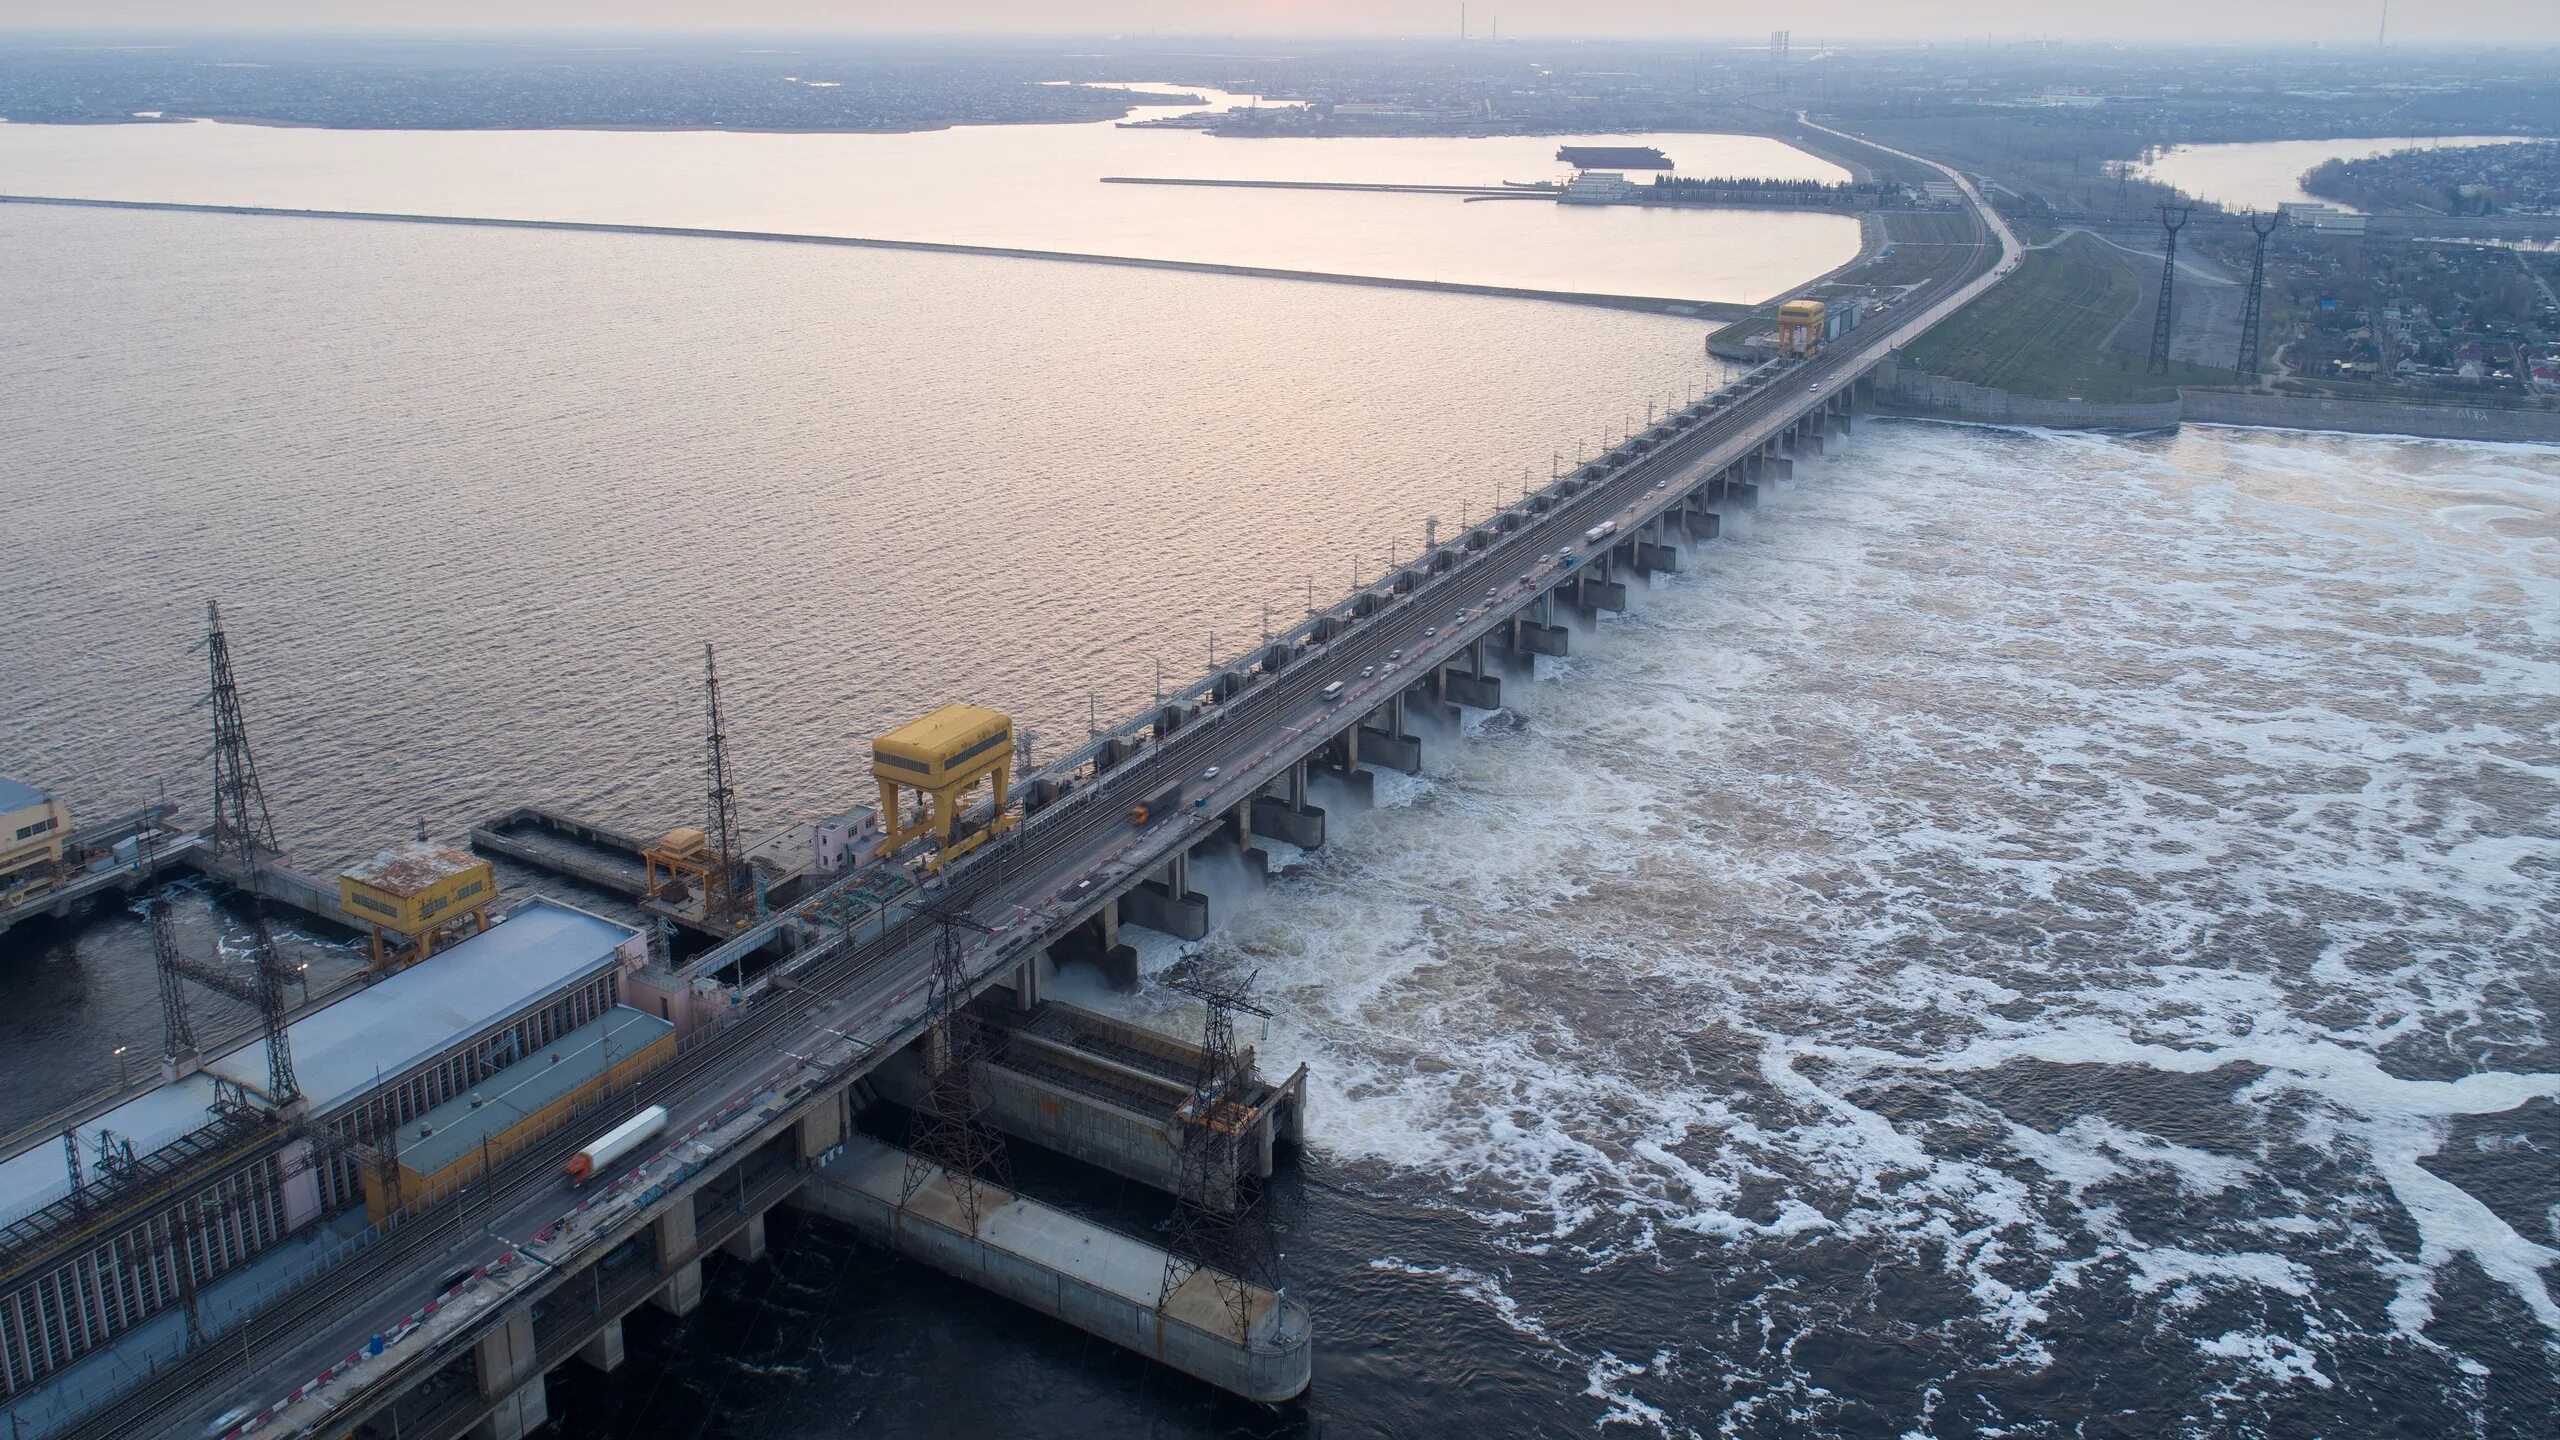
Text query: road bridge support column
473 1307 548 1440
1634 518 1679 575
1439 638 1502 709
1357 692 1423 774
724 1213 768 1264
1684 489 1721 541
1579 557 1629 614
1250 757 1326 849
800 1091 847 1162
1513 590 1569 658
1048 905 1140 991
576 1317 626 1374
1120 850 1209 941
652 1204 703 1317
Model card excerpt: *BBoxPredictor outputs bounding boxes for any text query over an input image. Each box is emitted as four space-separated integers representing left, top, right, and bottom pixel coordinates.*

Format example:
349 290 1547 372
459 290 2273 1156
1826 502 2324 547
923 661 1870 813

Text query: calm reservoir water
0 87 1857 303
3 114 2557 1440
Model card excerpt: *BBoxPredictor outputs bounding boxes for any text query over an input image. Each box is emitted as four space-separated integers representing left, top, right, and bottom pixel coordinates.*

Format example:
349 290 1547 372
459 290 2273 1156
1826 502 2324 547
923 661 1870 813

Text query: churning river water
2 118 2556 1440
560 419 2560 1440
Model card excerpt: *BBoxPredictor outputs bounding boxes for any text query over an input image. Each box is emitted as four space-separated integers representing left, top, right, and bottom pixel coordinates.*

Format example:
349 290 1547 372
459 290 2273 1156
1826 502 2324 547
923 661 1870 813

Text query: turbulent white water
1113 420 2560 1434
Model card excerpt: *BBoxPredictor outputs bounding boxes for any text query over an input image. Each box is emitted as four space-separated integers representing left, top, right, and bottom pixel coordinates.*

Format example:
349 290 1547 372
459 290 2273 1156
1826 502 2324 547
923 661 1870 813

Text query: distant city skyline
5 1 2558 46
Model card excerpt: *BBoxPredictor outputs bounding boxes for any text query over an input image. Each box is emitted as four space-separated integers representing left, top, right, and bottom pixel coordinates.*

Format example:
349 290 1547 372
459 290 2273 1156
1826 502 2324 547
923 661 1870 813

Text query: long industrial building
0 897 649 1401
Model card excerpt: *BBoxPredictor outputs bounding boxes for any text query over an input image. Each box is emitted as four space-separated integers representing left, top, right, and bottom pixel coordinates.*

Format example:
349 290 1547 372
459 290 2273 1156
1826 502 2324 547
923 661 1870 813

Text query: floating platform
794 1135 1312 1403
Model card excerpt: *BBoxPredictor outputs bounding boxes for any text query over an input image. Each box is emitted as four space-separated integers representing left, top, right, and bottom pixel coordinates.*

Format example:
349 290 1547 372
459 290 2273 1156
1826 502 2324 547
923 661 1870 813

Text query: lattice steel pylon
702 641 747 925
1157 968 1278 1342
191 600 300 1107
900 904 1009 1235
141 824 197 1063
204 600 277 866
2235 210 2280 379
2147 205 2192 374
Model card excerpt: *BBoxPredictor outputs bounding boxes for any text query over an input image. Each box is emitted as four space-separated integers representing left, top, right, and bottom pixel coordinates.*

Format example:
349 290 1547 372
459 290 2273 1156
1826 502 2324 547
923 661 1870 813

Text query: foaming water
1091 421 2560 1435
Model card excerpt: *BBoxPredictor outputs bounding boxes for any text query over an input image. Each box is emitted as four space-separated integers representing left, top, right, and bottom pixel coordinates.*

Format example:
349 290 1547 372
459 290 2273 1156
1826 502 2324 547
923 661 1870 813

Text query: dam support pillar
1684 491 1721 541
1440 635 1502 710
576 1318 626 1375
473 1308 547 1440
1120 850 1209 942
1357 692 1422 774
1634 519 1678 575
723 1212 768 1264
1514 589 1569 658
652 1205 702 1318
1048 904 1139 992
1250 757 1326 850
799 1090 848 1162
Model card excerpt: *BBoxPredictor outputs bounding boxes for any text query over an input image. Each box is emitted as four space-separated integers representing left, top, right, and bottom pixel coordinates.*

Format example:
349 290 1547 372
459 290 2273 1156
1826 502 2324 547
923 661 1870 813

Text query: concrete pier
1356 693 1423 774
652 1205 703 1317
473 1309 546 1440
794 1137 1313 1403
1120 851 1209 941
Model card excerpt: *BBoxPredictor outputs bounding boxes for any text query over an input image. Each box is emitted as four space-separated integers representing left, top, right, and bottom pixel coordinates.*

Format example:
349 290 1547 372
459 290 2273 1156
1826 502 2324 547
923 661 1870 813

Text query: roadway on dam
73 138 2018 1440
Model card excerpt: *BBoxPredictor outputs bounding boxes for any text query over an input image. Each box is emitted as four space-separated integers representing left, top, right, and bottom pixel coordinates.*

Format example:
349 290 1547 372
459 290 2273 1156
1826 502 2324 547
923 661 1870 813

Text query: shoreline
0 193 1758 320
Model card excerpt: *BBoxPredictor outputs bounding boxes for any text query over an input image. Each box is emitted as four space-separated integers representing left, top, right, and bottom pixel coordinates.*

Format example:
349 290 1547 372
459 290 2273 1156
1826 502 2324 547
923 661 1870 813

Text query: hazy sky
5 1 2556 46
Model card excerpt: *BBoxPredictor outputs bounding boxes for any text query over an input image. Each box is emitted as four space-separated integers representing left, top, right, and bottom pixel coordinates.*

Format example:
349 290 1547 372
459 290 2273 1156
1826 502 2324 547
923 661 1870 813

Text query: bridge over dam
48 138 2017 1440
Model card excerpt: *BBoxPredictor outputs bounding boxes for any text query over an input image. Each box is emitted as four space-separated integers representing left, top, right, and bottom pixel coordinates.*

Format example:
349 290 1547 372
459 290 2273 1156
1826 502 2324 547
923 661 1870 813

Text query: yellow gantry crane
1776 297 1828 358
872 703 1017 870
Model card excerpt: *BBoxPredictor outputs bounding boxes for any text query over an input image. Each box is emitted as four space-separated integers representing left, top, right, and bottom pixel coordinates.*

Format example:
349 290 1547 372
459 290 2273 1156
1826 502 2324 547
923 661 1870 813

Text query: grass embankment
1902 232 2229 403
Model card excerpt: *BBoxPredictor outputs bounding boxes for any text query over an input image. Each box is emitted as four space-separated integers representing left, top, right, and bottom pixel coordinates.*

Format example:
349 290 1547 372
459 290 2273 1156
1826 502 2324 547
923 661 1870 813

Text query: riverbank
0 194 1755 320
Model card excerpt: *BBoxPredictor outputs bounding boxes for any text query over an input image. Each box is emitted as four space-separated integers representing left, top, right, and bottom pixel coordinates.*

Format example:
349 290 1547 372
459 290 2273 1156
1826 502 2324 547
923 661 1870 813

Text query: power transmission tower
191 600 301 1108
901 903 1009 1235
702 641 746 925
141 824 197 1065
2236 210 2280 379
204 600 277 865
1157 968 1278 1342
2147 205 2191 374
160 910 302 1108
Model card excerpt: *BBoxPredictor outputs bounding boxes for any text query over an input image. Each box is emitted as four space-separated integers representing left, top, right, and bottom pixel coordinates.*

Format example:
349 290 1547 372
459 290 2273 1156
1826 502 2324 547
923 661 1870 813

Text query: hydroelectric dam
22 142 2018 1440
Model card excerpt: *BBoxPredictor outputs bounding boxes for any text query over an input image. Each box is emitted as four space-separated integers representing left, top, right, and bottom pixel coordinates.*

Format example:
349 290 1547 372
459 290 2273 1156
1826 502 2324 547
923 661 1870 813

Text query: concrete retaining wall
2179 390 2560 444
1873 352 2560 443
1872 367 2183 431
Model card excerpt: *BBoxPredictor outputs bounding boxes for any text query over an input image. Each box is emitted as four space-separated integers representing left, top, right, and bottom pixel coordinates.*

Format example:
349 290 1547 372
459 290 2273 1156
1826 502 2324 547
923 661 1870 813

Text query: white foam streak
1107 423 2560 1417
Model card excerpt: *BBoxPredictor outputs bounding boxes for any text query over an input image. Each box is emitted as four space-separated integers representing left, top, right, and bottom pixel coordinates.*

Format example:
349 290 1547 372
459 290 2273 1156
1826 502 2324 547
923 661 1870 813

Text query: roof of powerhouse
395 1006 672 1178
0 898 634 1227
